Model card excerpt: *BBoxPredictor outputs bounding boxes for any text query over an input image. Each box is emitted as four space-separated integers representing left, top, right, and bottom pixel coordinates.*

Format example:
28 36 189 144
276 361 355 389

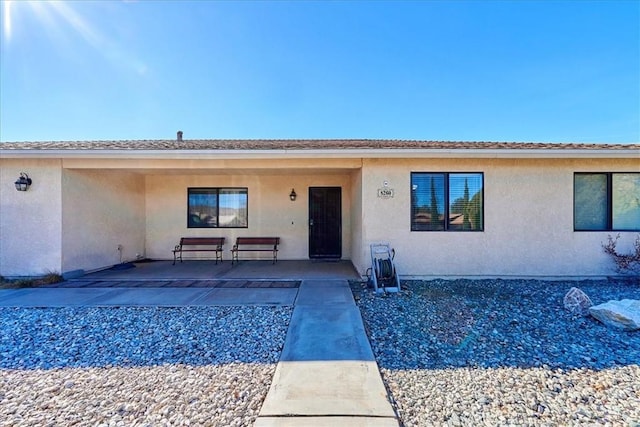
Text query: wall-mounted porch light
14 172 32 191
289 188 297 201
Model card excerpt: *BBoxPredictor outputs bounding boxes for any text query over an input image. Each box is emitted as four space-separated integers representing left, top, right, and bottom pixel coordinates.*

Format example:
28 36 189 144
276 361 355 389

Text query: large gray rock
563 287 593 316
589 299 640 331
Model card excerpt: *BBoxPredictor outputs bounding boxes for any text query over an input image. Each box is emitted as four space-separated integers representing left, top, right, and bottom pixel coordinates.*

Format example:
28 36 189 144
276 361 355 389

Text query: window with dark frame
188 188 248 228
411 172 484 231
574 173 640 231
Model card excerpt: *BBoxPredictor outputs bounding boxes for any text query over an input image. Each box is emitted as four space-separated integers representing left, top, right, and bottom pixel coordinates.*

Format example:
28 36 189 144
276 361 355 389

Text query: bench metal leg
173 245 183 265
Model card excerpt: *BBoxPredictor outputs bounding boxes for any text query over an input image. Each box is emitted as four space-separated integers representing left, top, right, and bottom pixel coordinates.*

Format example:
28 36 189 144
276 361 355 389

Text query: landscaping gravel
0 306 292 426
354 279 640 426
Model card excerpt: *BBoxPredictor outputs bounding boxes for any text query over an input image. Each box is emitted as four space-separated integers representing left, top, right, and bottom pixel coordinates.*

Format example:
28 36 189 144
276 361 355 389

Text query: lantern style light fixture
289 188 297 201
14 172 32 191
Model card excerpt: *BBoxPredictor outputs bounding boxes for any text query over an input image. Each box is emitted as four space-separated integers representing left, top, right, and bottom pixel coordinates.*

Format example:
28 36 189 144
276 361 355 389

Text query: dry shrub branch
602 234 640 275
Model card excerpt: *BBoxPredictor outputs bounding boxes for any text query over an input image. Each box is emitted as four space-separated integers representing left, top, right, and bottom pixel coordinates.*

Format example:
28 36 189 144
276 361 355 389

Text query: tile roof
1 139 638 151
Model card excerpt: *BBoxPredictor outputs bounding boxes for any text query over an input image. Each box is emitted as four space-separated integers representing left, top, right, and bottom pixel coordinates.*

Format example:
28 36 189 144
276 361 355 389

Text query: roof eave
0 148 638 159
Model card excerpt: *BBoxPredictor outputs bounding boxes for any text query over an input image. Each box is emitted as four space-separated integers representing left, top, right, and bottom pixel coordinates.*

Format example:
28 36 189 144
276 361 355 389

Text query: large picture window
574 173 640 231
188 188 248 228
411 172 484 231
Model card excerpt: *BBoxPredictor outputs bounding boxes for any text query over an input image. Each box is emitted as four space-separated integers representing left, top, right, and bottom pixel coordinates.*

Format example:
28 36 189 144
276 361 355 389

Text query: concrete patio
0 259 362 308
62 259 361 283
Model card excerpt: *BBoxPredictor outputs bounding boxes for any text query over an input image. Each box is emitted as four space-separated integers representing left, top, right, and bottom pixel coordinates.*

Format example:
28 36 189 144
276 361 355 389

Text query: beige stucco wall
350 169 364 275
1 154 637 279
355 158 639 278
145 173 352 261
61 170 146 274
0 159 63 277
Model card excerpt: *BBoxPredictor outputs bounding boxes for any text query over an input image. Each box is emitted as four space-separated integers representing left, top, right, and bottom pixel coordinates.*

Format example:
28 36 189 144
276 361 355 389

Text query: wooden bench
231 237 280 265
173 237 225 265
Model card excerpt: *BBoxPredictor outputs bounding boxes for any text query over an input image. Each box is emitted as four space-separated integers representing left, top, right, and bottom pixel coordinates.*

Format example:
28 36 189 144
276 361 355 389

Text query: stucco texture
356 158 639 277
145 173 353 262
61 170 145 273
0 159 63 276
1 155 638 278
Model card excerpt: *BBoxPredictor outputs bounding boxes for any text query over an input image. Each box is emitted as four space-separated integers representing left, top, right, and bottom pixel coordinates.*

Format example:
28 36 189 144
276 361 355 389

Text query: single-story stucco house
1 138 638 280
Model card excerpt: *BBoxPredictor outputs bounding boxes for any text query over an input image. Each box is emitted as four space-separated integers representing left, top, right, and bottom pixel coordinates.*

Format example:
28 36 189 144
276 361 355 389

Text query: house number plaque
377 188 394 199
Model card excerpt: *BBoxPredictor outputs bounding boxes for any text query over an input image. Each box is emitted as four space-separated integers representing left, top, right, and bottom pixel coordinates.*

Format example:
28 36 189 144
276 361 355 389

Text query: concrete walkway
0 279 398 426
255 280 398 426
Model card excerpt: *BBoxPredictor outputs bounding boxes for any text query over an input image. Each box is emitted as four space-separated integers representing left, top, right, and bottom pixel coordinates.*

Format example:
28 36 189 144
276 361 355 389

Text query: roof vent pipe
177 131 183 142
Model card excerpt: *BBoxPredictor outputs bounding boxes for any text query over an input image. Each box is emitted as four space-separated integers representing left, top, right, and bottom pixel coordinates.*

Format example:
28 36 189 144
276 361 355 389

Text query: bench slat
235 237 279 245
231 237 280 265
173 237 225 265
180 237 225 246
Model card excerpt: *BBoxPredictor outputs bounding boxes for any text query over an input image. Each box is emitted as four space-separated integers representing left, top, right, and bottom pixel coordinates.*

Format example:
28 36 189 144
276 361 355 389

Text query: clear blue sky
1 0 638 143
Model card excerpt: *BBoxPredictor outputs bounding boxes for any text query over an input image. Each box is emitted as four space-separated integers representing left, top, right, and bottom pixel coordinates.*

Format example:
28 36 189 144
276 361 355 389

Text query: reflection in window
613 173 640 230
188 188 247 228
574 174 608 230
411 174 445 231
411 173 483 231
449 174 484 231
574 173 640 231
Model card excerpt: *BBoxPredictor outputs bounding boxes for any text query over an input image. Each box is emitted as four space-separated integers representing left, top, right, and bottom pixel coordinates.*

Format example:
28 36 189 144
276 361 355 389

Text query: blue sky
1 0 638 143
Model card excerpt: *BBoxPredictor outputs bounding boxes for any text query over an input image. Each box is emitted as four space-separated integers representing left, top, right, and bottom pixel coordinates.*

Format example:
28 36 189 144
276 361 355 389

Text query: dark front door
309 187 342 259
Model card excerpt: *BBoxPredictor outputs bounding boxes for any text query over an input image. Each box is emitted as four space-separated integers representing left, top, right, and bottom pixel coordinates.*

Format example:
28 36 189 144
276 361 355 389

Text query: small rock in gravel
563 287 593 316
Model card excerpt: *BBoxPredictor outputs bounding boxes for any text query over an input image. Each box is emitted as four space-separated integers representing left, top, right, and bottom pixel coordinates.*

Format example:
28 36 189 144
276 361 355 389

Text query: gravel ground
0 306 292 426
354 279 640 427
